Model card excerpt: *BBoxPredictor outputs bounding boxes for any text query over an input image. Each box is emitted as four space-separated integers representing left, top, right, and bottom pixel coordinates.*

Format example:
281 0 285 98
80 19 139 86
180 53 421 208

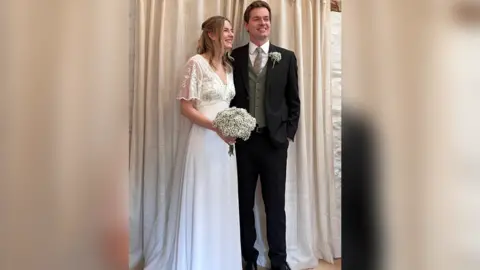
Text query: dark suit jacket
230 43 300 147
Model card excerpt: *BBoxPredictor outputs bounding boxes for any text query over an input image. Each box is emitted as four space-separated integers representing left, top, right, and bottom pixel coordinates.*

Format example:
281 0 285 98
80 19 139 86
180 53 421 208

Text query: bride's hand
213 128 236 145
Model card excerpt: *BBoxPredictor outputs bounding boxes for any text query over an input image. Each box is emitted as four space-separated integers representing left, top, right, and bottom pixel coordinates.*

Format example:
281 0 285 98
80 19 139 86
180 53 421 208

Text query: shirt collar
249 40 270 55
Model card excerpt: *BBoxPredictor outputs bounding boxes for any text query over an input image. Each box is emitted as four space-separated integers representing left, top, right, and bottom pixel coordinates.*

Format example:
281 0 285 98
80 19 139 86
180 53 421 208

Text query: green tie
253 47 264 74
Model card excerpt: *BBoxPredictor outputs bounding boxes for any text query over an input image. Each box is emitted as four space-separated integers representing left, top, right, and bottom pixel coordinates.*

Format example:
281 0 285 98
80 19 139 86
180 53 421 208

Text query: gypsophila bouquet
213 107 257 156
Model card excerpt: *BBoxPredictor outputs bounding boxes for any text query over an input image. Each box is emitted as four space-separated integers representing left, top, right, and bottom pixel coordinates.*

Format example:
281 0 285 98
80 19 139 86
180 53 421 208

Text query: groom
230 1 300 270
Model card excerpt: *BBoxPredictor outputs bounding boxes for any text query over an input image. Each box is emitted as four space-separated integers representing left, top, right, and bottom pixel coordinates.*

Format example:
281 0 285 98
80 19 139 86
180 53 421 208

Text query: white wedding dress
174 54 242 270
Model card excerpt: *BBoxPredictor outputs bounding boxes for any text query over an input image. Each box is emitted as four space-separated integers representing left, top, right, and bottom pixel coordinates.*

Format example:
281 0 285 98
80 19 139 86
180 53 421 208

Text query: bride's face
221 20 234 50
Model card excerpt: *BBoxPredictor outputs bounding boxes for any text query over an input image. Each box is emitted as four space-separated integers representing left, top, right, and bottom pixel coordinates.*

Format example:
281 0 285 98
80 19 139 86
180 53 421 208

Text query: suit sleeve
286 52 300 141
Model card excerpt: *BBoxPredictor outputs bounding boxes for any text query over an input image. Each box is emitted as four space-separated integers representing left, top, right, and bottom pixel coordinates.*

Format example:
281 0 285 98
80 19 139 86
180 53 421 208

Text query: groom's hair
244 1 271 23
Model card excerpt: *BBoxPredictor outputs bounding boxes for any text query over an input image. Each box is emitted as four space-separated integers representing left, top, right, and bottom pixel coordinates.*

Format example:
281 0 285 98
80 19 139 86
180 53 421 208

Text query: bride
173 16 242 270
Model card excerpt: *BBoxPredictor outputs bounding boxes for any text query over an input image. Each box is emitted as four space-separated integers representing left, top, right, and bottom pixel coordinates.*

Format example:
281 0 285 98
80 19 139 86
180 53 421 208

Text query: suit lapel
265 44 276 99
240 45 250 97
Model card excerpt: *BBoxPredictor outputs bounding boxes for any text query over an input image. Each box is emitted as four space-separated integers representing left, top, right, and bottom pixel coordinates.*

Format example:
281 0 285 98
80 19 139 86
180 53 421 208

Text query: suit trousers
235 130 289 267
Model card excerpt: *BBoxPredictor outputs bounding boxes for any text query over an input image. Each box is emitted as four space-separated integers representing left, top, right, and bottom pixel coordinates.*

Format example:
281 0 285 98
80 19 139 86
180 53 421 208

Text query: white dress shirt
248 41 270 69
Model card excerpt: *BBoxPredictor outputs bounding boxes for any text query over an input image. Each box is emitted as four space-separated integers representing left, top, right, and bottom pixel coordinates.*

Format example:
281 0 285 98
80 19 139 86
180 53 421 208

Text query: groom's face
245 7 271 41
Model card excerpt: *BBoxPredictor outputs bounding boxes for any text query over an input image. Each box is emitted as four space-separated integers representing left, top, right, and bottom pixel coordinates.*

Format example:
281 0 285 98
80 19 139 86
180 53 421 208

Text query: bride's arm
177 59 215 131
180 99 215 131
180 100 235 144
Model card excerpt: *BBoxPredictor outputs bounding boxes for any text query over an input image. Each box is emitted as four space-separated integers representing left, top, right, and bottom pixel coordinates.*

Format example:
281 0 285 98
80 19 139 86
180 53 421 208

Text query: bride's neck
205 51 223 63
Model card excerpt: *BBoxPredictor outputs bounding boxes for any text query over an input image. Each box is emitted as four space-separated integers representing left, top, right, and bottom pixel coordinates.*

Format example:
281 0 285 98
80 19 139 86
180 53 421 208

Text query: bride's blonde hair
197 16 233 72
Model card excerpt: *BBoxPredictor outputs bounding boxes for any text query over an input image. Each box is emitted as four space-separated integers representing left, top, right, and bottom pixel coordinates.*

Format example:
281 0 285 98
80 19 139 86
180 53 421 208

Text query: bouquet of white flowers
213 107 257 156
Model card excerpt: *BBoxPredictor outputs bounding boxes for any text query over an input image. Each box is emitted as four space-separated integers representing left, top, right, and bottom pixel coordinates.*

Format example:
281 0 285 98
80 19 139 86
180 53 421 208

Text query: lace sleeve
177 57 202 101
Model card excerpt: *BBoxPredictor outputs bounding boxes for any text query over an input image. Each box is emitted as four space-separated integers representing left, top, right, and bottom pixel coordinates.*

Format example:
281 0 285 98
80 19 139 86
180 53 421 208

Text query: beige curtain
129 0 339 269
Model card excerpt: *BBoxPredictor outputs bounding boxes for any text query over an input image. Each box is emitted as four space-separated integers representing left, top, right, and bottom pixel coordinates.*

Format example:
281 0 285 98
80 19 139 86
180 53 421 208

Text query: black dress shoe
244 261 257 270
271 263 291 270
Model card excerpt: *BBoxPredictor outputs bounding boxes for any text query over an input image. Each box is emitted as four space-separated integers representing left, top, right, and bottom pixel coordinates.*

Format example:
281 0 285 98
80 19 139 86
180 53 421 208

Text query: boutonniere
268 52 282 68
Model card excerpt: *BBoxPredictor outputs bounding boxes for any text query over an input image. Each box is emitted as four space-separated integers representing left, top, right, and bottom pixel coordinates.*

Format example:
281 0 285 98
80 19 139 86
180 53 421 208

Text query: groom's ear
244 22 249 33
